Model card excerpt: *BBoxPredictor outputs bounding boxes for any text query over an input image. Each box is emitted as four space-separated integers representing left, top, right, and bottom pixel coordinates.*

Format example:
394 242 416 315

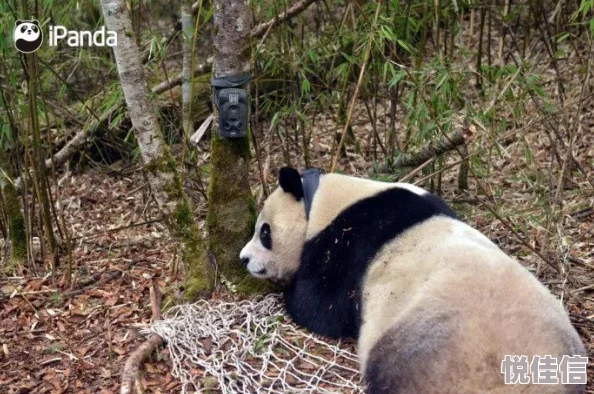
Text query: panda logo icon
14 20 43 53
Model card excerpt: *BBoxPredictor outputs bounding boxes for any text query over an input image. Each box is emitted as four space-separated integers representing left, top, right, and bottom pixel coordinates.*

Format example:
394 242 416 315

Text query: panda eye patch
32 26 38 32
21 26 27 32
260 223 272 250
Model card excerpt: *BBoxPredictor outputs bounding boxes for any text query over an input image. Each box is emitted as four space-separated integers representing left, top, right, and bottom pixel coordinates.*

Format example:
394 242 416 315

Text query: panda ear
279 167 304 201
16 20 23 26
32 20 40 26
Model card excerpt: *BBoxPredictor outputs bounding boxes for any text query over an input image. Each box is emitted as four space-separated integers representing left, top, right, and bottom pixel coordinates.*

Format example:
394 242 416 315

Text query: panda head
14 20 43 53
240 167 308 281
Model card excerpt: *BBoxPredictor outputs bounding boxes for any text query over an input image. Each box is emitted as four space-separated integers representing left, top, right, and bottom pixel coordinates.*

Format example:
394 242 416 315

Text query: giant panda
240 167 586 393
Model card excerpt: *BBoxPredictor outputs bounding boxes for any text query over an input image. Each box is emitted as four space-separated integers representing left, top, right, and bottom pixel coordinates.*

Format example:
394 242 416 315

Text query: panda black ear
32 20 40 26
279 167 304 201
16 20 23 26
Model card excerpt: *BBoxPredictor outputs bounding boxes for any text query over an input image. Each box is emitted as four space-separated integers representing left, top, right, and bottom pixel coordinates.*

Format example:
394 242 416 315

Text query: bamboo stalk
498 0 511 64
330 0 383 173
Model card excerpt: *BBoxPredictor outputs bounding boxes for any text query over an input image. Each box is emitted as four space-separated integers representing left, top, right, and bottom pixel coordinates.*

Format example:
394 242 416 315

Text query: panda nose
241 257 250 266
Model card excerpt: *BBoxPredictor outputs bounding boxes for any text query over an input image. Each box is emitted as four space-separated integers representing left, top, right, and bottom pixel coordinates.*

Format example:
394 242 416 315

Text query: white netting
144 294 364 394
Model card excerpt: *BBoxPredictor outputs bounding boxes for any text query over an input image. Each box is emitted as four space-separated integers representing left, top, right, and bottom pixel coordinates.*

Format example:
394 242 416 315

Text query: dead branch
146 0 318 64
376 125 472 174
14 102 121 191
394 127 468 168
62 270 123 298
190 114 214 145
14 61 212 192
149 280 162 320
120 280 163 394
120 335 163 394
32 0 312 182
152 58 212 95
251 0 319 38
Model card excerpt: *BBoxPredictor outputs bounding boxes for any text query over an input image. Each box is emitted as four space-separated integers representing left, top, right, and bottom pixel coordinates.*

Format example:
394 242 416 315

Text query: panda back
284 183 456 338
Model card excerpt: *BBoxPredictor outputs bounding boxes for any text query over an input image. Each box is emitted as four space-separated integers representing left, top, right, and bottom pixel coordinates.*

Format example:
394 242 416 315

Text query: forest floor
1 113 593 392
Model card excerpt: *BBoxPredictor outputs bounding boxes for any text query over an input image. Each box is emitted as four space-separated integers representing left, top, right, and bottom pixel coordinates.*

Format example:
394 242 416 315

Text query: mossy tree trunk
206 0 273 293
101 0 214 296
0 150 26 273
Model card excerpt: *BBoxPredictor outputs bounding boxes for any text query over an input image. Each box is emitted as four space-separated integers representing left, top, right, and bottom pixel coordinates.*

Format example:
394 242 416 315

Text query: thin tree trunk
0 88 26 272
182 2 194 137
100 0 214 297
26 55 58 268
207 0 272 293
0 158 26 273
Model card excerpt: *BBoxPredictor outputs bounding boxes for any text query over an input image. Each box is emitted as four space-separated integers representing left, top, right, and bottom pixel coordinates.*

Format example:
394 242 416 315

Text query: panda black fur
240 167 586 394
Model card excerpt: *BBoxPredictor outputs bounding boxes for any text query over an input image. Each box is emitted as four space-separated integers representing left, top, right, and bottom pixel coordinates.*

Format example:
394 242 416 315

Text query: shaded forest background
0 0 593 392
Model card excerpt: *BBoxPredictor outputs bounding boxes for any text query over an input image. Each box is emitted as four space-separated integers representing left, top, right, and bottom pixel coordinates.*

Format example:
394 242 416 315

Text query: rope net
145 294 364 393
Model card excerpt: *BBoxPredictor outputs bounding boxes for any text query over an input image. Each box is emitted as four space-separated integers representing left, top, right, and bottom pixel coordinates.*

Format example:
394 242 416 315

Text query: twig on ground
150 280 162 321
71 217 165 241
120 335 163 394
120 277 163 394
62 270 124 299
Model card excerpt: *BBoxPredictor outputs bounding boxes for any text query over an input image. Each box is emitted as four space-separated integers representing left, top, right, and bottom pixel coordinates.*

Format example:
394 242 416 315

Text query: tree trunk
181 2 194 137
26 55 58 268
206 0 272 293
100 0 214 297
0 150 26 273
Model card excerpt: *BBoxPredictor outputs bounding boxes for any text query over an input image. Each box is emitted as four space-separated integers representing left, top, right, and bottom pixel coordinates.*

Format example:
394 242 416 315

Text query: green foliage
575 0 594 34
247 0 573 174
0 0 590 289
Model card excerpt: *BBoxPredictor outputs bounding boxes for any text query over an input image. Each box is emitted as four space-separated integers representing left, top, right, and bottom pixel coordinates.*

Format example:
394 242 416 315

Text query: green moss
234 275 279 294
172 198 194 233
144 147 214 296
184 273 213 300
146 146 174 170
204 118 276 294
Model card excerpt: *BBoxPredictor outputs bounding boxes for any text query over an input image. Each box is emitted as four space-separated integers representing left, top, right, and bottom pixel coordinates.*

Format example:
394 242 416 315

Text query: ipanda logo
14 20 43 53
14 19 117 53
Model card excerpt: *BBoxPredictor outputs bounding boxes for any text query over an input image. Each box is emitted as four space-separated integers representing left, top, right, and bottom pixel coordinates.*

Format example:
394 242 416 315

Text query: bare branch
251 0 319 38
120 275 163 394
152 58 212 95
120 335 163 394
393 127 469 168
14 60 212 192
375 125 473 174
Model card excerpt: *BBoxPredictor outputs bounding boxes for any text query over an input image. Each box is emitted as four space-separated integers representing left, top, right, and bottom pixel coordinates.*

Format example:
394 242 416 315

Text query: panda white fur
14 20 43 53
240 167 586 394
